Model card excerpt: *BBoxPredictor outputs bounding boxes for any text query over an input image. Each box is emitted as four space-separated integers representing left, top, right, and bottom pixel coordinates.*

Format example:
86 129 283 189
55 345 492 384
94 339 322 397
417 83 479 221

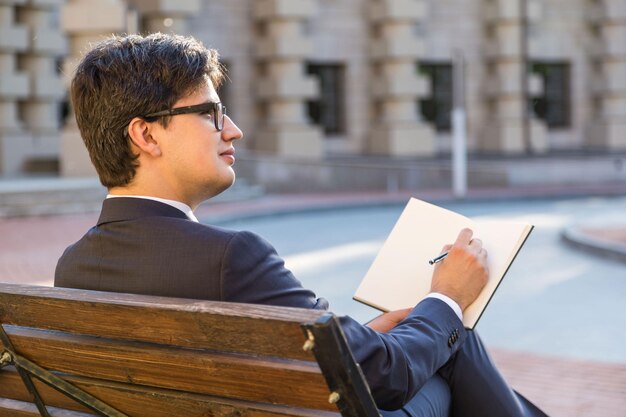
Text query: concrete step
235 153 626 193
0 177 106 218
0 177 265 218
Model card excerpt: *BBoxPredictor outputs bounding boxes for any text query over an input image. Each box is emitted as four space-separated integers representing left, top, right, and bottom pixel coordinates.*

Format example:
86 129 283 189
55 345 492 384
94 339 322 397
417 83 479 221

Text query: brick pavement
0 212 97 285
0 195 625 416
491 349 626 417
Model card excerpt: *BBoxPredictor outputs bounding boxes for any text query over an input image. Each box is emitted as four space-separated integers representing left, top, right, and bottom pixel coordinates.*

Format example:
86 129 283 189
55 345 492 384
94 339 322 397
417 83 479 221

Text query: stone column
16 0 67 169
481 0 547 153
586 0 626 149
367 0 434 156
252 0 323 158
0 0 30 174
59 0 134 177
126 0 200 34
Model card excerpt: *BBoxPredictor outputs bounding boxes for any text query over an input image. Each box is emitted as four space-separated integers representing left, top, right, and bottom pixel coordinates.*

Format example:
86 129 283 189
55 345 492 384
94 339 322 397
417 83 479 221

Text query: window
418 62 453 132
217 61 232 119
307 63 346 135
530 62 571 129
56 58 70 127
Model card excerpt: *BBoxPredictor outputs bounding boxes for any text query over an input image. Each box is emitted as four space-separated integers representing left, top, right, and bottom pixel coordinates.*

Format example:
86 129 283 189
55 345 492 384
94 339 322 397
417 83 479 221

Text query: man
56 33 547 417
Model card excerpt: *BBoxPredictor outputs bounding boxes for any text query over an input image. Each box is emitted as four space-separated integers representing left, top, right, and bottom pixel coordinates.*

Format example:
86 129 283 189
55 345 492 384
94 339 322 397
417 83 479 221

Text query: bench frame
1 324 128 417
0 284 381 417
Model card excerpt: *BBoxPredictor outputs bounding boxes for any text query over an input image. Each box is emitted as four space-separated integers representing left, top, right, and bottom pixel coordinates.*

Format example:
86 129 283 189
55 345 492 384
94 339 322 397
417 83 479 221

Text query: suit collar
97 197 189 226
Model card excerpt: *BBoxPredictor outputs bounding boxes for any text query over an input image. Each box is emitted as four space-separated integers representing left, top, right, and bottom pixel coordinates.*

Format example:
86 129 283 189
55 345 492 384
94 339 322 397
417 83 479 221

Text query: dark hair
71 33 225 188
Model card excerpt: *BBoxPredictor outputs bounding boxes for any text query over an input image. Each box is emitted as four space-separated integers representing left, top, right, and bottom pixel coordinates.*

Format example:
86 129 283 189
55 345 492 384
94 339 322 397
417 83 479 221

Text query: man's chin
226 170 236 190
206 173 236 200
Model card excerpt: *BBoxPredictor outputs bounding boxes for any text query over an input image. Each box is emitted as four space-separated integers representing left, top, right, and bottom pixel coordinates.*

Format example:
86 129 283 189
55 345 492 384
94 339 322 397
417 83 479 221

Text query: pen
428 251 449 265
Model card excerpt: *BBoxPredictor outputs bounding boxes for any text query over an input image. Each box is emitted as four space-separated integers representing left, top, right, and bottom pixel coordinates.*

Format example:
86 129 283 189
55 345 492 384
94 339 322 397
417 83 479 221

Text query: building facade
0 0 625 177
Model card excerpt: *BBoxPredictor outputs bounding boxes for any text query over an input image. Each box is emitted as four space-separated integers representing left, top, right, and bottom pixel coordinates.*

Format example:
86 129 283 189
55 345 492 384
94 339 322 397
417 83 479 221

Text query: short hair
71 33 225 188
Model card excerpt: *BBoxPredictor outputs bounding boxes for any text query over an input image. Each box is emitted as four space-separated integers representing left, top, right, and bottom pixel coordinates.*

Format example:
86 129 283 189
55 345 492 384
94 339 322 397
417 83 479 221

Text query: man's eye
200 110 215 117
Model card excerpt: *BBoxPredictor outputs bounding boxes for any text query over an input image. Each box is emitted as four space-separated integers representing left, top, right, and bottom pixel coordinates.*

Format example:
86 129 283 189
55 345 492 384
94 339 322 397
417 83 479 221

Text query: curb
561 226 626 264
196 194 412 224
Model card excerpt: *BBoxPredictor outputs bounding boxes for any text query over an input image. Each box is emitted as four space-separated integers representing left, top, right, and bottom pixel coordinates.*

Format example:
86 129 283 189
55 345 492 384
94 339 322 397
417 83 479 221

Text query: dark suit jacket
55 197 466 410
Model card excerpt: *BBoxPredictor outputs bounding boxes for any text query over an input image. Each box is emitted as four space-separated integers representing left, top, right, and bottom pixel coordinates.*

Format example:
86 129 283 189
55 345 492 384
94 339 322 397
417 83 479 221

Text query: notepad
353 198 534 329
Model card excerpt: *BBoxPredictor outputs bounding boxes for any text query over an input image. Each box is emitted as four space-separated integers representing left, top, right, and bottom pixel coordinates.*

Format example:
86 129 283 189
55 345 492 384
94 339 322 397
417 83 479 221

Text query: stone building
0 0 66 175
0 0 624 179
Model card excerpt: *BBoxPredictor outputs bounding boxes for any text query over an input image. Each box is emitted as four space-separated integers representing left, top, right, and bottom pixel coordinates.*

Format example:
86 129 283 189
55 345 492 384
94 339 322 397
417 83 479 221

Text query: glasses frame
142 102 226 131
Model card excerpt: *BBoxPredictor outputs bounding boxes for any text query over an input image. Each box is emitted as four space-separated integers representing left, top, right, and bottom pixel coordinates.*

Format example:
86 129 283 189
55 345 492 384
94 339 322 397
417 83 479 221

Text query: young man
56 33 547 417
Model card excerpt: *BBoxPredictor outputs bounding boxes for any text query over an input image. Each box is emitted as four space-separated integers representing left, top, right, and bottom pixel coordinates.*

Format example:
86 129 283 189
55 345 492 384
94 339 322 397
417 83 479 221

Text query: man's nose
221 115 243 142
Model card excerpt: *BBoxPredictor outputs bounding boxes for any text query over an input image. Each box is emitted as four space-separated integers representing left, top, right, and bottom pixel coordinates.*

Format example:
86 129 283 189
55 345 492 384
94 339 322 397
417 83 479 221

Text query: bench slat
0 368 339 417
0 284 325 360
0 367 90 414
2 326 336 412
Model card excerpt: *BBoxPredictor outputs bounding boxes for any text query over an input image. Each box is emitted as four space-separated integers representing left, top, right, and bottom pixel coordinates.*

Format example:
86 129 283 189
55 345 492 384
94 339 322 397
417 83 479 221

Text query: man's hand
366 308 413 333
430 228 489 311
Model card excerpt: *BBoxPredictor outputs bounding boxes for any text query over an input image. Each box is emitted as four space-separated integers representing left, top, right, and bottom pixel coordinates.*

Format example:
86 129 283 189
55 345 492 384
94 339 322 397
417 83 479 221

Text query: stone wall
2 0 626 178
0 0 65 175
585 0 626 149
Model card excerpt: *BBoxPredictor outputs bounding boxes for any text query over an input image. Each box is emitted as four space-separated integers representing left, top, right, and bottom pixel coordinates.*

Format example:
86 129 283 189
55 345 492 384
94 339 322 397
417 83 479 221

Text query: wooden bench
0 283 380 417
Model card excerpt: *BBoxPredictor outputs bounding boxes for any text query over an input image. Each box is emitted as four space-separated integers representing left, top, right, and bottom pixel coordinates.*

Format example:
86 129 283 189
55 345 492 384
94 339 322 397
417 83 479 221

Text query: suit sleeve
220 230 466 410
340 298 466 410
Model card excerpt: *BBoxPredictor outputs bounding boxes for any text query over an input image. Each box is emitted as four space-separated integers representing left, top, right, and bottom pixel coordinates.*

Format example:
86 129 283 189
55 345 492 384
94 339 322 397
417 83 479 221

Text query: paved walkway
0 192 625 416
491 349 626 417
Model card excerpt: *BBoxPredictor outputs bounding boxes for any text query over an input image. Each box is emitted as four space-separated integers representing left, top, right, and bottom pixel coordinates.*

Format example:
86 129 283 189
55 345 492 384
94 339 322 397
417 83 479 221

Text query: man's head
71 33 228 190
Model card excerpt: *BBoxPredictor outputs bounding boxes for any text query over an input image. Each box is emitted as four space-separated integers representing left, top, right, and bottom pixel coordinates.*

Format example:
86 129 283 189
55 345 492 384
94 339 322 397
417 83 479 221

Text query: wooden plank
0 284 326 360
0 368 340 417
0 398 94 417
0 366 92 413
1 326 336 412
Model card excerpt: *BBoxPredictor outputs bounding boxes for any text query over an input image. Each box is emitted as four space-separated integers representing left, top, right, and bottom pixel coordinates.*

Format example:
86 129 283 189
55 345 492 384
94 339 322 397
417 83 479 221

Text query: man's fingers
469 238 483 254
454 228 473 246
441 244 453 252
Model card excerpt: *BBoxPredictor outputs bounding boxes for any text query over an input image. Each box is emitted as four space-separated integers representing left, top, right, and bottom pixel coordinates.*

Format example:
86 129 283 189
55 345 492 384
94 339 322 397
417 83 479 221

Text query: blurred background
0 1 625 416
0 0 625 195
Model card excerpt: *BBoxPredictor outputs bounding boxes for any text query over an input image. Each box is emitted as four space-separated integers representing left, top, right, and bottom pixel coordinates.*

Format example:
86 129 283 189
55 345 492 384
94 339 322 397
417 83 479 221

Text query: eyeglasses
142 102 226 131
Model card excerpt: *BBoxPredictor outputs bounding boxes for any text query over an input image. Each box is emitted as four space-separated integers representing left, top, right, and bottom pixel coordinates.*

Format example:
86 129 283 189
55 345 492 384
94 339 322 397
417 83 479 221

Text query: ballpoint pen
428 251 449 265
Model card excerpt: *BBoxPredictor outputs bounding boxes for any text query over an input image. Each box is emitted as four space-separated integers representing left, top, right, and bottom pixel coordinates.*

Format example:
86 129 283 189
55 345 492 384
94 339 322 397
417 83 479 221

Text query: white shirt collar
106 194 199 222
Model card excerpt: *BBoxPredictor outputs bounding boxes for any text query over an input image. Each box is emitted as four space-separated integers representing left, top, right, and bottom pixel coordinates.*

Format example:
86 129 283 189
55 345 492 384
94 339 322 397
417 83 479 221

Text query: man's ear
127 117 162 157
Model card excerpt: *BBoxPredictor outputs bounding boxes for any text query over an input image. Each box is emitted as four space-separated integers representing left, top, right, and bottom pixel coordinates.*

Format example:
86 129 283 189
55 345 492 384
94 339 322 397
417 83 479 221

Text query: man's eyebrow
190 101 218 107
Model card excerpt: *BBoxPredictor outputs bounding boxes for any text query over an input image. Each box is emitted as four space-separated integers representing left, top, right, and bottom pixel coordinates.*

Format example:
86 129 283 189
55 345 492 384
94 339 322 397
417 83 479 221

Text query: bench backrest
0 284 379 417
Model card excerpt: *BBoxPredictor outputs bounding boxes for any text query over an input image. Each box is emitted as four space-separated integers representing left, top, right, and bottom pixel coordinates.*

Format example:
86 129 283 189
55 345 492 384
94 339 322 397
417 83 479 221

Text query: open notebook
353 198 534 329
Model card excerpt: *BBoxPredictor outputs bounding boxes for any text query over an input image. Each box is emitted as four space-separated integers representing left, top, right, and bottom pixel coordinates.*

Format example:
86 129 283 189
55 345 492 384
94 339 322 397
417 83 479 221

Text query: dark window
57 58 70 126
307 63 346 135
217 61 232 118
418 62 453 132
530 62 571 129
